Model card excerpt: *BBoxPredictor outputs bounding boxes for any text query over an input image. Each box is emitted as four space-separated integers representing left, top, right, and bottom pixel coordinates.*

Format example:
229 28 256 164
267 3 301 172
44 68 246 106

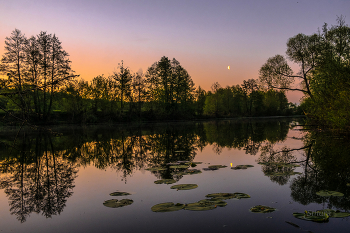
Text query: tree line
0 29 298 125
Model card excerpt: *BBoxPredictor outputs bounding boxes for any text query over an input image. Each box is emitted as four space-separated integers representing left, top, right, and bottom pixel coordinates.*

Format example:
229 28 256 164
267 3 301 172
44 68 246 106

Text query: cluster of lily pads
103 191 133 208
151 192 251 212
170 184 198 190
292 190 349 222
146 161 202 172
293 209 350 222
202 165 227 171
316 190 344 197
249 205 276 213
231 165 254 170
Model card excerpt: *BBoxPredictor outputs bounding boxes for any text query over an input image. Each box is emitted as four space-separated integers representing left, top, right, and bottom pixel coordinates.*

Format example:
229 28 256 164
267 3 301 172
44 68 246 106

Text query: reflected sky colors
1 0 349 103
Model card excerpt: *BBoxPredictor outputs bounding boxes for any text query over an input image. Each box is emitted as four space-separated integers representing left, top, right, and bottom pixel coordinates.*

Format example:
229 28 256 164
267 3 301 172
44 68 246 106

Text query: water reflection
1 118 350 224
290 132 350 211
0 133 78 222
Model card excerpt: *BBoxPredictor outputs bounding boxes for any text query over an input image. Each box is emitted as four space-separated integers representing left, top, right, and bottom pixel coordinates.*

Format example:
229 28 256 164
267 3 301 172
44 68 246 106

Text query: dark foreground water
0 118 349 233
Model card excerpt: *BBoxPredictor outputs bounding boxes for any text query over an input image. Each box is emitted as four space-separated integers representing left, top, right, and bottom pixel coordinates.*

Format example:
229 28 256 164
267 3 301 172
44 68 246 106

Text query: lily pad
103 199 133 208
199 199 227 207
233 192 251 199
146 167 167 171
293 211 329 222
203 165 227 171
154 179 176 184
170 184 198 190
177 161 190 163
250 205 276 213
209 165 227 169
151 202 185 212
166 162 180 166
231 165 254 170
203 167 217 171
169 165 189 169
205 193 237 200
317 209 350 218
316 190 344 197
177 169 202 176
184 201 217 211
110 191 131 196
205 192 250 200
185 161 202 165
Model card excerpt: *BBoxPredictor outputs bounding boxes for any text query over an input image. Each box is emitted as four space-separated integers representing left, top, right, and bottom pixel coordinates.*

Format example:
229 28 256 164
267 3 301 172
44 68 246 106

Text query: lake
0 118 349 233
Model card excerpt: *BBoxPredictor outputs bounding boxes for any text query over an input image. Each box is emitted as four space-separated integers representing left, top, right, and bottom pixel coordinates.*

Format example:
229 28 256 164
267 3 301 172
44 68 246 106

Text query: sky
1 0 349 103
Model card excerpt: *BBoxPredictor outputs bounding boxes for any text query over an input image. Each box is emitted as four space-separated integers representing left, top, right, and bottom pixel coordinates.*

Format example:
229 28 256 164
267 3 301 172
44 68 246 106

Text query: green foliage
260 17 350 130
203 80 291 117
0 30 298 125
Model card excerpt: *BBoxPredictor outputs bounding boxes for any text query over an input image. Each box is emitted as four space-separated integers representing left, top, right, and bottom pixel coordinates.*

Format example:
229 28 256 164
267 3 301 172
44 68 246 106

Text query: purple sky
1 0 349 103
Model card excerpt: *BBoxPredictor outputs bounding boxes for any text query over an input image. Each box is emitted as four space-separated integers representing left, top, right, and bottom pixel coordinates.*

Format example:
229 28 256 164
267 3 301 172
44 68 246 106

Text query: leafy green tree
259 17 350 129
145 56 195 118
194 86 206 117
131 71 146 119
111 61 132 113
0 29 77 123
0 29 28 117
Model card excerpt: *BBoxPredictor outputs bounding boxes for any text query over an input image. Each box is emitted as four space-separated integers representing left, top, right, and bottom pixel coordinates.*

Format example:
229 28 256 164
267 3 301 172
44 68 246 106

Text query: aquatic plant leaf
231 165 254 170
317 209 350 218
205 193 236 200
146 167 167 171
203 165 227 170
151 202 185 212
103 199 133 208
170 184 198 190
203 167 217 171
110 192 131 196
185 162 202 165
177 169 202 176
184 201 217 211
233 192 251 199
205 192 250 200
208 165 227 169
316 190 344 197
293 211 329 222
169 165 189 169
166 162 180 166
332 212 350 218
174 151 185 153
250 205 276 213
154 179 176 184
199 199 227 207
177 161 190 163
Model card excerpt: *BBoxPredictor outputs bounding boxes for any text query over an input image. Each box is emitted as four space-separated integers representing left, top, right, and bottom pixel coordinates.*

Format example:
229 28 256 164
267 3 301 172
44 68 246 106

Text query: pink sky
1 0 349 103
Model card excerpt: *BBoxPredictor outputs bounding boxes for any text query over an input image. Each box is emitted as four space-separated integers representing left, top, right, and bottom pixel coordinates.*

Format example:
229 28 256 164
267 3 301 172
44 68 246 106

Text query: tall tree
111 61 132 113
0 29 78 123
0 29 28 116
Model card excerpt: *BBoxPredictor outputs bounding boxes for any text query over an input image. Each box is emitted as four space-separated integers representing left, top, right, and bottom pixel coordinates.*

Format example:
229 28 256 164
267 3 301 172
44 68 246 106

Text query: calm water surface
0 119 349 233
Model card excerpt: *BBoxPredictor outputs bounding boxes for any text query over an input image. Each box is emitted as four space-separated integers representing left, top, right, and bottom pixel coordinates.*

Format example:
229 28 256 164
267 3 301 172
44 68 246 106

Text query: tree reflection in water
289 132 350 211
0 133 78 223
0 118 300 222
